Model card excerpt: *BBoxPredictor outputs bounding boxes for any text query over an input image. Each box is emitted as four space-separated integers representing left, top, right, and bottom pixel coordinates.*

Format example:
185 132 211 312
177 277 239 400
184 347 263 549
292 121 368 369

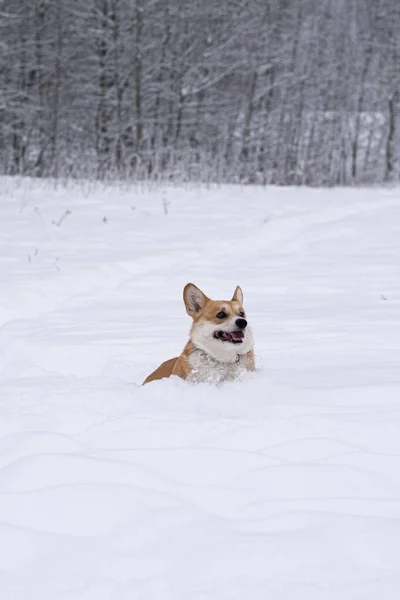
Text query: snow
1 177 400 599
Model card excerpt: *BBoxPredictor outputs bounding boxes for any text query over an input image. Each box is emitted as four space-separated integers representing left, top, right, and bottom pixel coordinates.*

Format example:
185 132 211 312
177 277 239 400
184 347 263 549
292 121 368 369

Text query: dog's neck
186 344 245 384
194 347 241 365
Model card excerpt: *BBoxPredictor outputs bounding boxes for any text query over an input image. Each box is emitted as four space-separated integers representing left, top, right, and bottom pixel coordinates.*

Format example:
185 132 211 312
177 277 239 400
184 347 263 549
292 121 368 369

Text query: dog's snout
236 318 247 329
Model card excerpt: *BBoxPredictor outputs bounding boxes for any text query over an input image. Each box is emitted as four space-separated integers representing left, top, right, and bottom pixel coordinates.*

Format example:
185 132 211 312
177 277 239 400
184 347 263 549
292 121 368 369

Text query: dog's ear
232 285 243 304
183 283 208 317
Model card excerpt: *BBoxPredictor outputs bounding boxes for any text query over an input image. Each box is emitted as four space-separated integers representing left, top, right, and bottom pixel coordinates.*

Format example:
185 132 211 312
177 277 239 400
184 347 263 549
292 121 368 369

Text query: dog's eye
216 311 227 319
239 311 245 318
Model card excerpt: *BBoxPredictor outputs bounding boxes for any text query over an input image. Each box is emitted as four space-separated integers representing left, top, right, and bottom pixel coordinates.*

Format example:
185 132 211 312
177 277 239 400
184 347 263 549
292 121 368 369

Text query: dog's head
183 283 254 363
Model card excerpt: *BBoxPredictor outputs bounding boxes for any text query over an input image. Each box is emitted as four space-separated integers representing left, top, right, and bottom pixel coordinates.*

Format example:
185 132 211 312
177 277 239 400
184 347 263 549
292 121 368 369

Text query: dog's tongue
230 331 244 341
214 330 245 342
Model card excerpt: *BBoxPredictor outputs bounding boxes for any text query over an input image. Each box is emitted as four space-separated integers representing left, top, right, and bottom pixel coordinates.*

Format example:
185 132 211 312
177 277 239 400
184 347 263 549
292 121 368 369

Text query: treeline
1 0 399 185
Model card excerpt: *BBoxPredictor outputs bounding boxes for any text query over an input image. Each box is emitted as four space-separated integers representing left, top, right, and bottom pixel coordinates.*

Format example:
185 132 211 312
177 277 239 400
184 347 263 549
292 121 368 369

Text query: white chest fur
188 350 246 384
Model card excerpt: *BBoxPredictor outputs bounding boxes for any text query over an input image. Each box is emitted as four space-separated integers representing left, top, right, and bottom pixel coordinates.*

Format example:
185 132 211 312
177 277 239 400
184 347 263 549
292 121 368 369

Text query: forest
1 0 399 185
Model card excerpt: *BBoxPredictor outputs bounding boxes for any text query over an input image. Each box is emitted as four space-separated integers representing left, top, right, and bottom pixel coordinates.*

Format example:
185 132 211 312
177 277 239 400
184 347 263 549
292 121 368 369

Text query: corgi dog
143 283 255 385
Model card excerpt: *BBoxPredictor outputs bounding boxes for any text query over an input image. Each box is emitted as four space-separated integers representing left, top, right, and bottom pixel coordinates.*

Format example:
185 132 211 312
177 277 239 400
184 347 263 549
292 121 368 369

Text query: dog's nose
236 318 247 329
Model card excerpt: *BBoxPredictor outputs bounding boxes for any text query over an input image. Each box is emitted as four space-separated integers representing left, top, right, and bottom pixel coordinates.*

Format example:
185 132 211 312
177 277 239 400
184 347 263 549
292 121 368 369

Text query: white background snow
0 177 400 599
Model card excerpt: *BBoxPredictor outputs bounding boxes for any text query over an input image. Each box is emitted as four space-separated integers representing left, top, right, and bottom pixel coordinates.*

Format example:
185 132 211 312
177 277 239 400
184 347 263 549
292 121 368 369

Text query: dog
143 283 255 384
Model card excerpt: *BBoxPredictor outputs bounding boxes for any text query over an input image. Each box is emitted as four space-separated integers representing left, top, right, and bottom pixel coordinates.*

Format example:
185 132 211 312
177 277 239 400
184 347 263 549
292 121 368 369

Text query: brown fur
143 284 255 384
143 357 179 384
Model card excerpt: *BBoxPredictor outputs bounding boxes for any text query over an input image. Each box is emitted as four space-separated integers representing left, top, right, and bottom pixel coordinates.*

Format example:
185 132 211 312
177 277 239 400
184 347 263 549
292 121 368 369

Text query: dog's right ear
183 283 208 317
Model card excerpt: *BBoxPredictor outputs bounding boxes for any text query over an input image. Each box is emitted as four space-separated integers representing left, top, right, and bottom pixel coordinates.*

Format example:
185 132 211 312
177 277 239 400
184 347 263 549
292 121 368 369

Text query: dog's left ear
232 285 243 304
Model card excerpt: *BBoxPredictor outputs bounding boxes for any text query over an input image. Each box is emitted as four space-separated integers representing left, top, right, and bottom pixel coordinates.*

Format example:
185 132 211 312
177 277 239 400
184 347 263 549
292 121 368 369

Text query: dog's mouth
213 330 244 344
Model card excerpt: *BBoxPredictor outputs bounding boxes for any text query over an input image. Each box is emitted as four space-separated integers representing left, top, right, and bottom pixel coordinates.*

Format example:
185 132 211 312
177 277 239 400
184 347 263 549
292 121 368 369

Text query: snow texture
1 178 400 599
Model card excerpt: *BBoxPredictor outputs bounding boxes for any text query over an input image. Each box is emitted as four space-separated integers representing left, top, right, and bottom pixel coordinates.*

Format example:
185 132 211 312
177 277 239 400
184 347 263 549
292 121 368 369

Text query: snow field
0 178 400 599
